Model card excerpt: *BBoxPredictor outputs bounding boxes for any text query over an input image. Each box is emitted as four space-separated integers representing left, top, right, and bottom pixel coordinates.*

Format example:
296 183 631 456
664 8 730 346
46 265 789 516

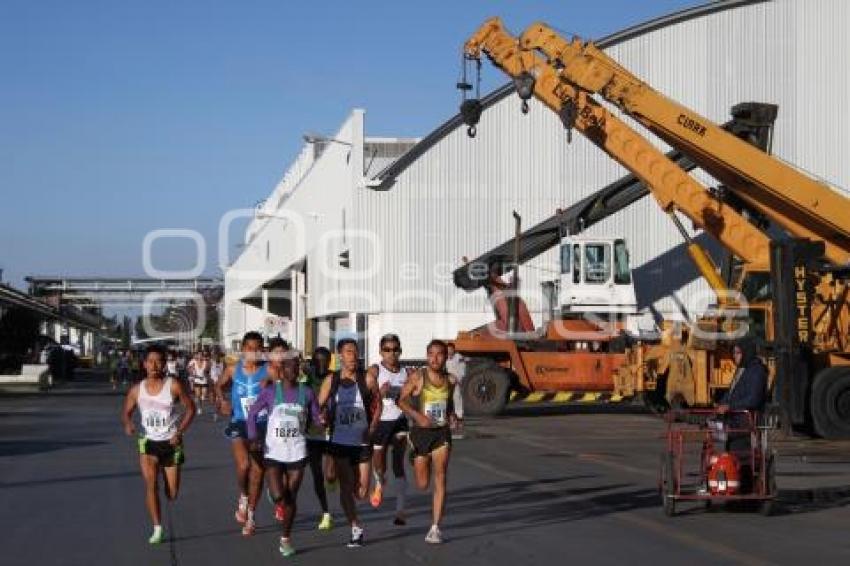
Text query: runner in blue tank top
215 331 269 536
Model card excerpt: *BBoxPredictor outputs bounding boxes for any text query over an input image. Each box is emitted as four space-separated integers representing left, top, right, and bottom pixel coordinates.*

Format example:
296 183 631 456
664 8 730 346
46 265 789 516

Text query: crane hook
467 125 477 138
521 100 529 114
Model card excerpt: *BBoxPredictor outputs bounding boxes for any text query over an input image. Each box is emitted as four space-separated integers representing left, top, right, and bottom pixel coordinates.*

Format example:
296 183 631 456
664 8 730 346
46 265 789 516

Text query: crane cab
558 236 637 316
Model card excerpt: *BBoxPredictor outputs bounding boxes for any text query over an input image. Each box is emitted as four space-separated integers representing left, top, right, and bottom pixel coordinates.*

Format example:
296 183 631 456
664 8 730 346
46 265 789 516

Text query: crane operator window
585 243 611 284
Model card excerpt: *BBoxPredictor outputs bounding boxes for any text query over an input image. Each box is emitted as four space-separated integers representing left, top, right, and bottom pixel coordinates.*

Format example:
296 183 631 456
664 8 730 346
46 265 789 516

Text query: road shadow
0 439 106 458
342 477 659 547
774 484 850 515
0 464 219 489
502 402 651 418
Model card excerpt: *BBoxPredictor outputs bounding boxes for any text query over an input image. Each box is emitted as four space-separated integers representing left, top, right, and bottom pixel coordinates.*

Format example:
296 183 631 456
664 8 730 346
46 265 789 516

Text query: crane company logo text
536 366 571 375
677 113 707 137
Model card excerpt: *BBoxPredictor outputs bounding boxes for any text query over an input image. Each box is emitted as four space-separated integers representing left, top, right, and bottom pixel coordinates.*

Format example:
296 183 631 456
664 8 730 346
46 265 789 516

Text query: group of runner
122 331 461 557
165 349 225 417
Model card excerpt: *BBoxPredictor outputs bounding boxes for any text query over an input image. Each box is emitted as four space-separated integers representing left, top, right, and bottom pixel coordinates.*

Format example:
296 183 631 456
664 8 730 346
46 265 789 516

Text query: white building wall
223 111 363 347
351 0 850 324
226 0 850 352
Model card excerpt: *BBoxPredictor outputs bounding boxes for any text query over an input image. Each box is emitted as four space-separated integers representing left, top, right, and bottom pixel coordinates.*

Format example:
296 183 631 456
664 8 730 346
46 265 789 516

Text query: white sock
352 525 363 537
395 476 407 513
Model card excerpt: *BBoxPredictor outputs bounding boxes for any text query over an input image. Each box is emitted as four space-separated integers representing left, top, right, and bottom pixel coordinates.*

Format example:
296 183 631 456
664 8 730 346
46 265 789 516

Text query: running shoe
148 525 164 545
425 525 443 544
279 537 296 557
451 419 465 440
347 526 364 548
241 514 256 537
274 502 286 522
369 482 383 508
393 513 407 526
317 513 333 531
235 495 249 523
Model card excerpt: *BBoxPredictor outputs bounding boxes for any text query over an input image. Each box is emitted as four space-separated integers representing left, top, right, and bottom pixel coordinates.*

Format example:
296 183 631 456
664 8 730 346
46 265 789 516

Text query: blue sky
0 0 702 293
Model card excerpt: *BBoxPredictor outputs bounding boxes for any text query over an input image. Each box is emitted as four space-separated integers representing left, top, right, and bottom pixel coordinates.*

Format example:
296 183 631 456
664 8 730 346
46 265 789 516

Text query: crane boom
463 17 772 278
517 21 850 266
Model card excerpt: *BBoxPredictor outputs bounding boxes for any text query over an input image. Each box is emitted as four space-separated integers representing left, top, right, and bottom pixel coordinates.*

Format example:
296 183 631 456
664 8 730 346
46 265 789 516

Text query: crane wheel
811 366 850 439
463 360 510 417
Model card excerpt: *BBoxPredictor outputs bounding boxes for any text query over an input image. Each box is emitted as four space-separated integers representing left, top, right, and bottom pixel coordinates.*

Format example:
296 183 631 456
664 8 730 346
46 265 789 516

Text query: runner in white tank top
139 376 178 441
247 344 321 557
122 346 195 545
209 353 225 422
367 334 410 523
188 351 209 415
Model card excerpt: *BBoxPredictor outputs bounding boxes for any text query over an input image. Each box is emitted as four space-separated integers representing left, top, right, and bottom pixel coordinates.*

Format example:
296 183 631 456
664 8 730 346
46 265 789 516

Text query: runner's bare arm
367 364 385 396
246 387 272 451
366 370 382 433
121 384 139 436
215 364 234 412
317 372 333 408
447 373 458 426
398 371 430 428
172 379 196 443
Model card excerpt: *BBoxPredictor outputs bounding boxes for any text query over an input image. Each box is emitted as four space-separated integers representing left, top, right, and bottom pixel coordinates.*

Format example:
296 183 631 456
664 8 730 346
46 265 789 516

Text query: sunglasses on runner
381 348 401 354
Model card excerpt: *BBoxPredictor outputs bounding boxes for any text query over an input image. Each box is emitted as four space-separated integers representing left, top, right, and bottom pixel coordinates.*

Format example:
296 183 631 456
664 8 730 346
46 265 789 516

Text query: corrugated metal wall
350 0 850 321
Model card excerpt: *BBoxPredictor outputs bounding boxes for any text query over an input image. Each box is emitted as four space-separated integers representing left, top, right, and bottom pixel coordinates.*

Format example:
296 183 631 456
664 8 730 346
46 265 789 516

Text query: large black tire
811 366 850 439
463 360 510 417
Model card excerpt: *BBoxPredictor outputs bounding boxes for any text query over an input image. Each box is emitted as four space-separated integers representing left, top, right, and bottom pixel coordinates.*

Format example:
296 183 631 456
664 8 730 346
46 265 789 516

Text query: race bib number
424 400 447 426
143 410 169 433
269 405 304 442
384 385 402 403
337 407 365 427
272 426 301 439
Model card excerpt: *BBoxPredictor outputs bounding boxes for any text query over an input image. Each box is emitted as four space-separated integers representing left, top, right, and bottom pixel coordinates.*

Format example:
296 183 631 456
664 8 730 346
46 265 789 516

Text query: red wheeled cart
659 409 777 516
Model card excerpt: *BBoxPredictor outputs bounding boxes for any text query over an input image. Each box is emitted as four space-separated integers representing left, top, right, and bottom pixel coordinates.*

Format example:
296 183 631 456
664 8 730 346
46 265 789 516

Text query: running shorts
264 457 308 472
307 438 330 455
329 443 372 466
371 417 409 449
408 426 452 457
138 437 185 467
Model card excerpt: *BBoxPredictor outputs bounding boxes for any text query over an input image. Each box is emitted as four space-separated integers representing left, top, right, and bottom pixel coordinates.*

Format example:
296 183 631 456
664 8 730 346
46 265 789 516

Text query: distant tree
134 316 149 340
121 315 131 349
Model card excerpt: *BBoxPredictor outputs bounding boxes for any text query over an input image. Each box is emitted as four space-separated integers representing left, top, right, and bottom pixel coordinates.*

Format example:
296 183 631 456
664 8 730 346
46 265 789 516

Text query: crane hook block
460 98 483 137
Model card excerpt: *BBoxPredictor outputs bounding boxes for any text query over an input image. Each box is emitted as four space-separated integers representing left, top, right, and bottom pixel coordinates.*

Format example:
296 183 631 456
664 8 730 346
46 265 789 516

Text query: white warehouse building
224 0 850 363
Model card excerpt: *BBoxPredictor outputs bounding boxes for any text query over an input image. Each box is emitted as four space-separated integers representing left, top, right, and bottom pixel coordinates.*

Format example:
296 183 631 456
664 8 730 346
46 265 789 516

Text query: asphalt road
3 377 850 566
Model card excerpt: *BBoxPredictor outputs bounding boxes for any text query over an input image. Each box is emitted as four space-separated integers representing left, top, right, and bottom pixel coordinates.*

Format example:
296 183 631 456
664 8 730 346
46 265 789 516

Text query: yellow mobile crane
460 18 850 438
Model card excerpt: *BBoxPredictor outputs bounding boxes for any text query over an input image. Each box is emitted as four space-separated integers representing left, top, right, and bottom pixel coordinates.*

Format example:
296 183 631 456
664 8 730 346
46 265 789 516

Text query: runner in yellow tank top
398 339 457 545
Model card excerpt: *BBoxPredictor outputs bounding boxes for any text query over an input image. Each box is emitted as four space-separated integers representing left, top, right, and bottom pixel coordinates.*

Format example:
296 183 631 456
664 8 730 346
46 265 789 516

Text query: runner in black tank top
317 338 382 548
